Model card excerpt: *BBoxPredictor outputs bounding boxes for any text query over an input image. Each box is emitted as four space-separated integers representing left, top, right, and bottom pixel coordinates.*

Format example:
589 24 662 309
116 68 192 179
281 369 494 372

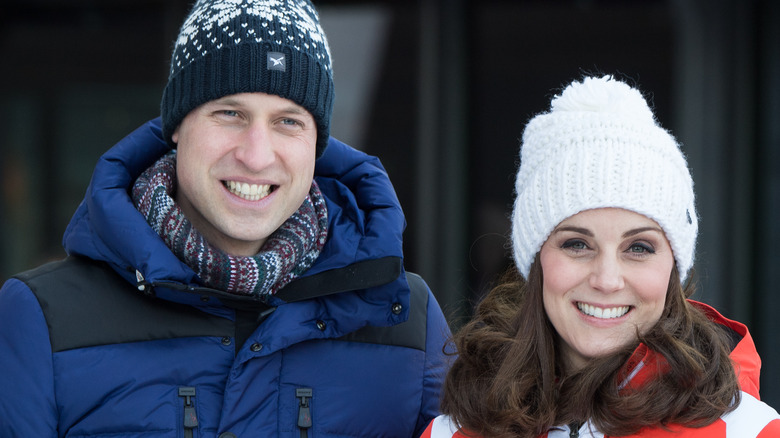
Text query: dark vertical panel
348 4 421 275
409 0 471 324
755 0 780 410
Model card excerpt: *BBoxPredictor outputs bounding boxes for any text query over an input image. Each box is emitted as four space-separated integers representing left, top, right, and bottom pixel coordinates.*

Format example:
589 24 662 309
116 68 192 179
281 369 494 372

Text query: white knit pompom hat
511 75 698 282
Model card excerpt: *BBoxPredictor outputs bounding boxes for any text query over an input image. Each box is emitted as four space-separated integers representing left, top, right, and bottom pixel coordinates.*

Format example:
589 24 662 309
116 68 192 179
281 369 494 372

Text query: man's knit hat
161 0 334 157
511 76 698 282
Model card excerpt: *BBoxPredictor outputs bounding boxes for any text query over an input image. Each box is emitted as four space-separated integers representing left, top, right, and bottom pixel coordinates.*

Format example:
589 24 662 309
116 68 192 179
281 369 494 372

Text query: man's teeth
225 181 271 201
577 303 630 319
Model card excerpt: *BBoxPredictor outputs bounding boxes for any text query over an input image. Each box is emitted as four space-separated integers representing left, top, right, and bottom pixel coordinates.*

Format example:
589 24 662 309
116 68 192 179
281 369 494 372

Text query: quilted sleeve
0 278 58 436
415 286 453 437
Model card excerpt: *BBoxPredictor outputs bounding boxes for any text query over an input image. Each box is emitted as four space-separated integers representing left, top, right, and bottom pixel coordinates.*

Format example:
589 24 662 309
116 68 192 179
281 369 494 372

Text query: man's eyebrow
211 96 244 106
209 97 308 115
279 105 308 115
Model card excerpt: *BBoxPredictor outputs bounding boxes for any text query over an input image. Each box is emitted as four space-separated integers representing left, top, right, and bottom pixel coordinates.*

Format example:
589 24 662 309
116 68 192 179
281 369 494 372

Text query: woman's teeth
577 303 630 319
225 181 271 201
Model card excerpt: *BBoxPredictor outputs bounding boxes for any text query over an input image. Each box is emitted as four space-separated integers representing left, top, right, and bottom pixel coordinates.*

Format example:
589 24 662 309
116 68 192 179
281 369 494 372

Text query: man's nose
234 123 276 171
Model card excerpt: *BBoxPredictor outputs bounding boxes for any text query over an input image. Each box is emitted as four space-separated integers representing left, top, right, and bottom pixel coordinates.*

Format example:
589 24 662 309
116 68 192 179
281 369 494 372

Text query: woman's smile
576 302 631 319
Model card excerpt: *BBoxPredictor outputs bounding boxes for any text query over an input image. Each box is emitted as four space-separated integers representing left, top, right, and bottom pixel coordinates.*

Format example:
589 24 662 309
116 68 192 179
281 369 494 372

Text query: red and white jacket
422 301 780 438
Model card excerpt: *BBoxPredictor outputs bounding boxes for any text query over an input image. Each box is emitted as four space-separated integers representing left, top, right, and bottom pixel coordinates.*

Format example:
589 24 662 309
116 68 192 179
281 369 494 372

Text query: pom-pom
550 75 656 124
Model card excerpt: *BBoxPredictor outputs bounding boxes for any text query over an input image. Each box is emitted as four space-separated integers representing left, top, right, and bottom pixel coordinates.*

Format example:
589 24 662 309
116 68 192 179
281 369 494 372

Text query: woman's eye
561 240 588 251
628 243 655 254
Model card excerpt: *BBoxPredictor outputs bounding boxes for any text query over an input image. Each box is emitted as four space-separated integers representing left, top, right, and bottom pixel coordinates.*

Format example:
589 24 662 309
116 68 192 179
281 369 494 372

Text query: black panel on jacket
16 256 430 354
275 256 402 302
16 256 234 352
337 272 429 351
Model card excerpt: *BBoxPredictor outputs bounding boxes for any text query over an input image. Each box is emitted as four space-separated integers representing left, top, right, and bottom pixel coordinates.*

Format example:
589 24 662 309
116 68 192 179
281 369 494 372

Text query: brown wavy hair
440 258 740 437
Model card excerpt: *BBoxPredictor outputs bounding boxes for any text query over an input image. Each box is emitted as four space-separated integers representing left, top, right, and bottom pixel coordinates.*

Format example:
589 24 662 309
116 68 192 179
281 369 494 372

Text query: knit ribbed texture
511 76 697 282
132 151 329 296
161 0 334 156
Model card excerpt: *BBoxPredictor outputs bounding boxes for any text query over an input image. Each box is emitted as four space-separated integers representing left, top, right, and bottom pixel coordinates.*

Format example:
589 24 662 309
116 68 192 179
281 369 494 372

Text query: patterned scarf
132 151 328 296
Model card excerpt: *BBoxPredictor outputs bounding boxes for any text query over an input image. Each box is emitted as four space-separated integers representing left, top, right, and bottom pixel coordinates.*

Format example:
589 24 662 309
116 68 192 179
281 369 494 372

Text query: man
0 0 451 436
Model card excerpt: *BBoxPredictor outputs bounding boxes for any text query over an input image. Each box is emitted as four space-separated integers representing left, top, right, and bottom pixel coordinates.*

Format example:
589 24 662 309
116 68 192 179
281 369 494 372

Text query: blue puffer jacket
0 119 451 437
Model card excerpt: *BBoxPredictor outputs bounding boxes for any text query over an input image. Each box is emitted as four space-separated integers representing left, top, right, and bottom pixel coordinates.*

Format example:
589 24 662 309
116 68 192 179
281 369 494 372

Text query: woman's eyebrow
551 226 593 237
622 227 664 238
552 225 664 238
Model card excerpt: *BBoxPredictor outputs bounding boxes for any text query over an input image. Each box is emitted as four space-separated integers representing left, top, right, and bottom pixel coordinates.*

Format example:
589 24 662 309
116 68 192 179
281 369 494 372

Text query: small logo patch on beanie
267 52 286 71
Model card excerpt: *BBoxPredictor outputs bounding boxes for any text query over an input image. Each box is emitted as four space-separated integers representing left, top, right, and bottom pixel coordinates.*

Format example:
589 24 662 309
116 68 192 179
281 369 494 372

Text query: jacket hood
63 120 197 287
62 118 408 322
620 300 762 399
691 300 762 398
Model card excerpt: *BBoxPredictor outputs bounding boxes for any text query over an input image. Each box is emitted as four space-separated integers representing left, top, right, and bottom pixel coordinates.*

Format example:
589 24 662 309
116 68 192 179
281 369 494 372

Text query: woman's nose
588 254 625 293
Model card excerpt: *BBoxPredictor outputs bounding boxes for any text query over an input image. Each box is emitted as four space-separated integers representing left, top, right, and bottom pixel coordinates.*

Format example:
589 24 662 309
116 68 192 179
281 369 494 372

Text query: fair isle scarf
131 151 328 296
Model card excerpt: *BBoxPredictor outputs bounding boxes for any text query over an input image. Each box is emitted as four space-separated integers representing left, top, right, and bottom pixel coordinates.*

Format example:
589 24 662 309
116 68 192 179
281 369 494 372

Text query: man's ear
171 126 180 145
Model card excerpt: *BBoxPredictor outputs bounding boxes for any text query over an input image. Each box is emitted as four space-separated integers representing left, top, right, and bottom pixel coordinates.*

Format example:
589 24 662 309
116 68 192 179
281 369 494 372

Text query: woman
424 76 780 438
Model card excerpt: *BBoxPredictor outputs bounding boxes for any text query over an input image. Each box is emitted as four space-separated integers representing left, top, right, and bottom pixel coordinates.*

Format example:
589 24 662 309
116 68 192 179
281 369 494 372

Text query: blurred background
2 0 778 406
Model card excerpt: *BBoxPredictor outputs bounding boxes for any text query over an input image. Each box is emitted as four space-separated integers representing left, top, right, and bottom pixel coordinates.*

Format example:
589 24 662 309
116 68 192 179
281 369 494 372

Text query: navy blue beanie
161 0 334 157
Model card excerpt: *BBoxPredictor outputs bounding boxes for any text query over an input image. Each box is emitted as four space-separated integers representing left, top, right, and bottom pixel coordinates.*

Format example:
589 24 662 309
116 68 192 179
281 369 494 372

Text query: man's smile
223 180 273 201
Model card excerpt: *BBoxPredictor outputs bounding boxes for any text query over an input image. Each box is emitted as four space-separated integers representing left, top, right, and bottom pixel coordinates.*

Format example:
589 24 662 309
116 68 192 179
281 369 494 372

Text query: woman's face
539 208 675 371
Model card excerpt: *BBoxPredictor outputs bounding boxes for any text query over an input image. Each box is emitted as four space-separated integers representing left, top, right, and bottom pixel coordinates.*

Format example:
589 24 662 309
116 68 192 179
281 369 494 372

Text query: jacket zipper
179 386 198 438
568 422 581 438
296 388 313 438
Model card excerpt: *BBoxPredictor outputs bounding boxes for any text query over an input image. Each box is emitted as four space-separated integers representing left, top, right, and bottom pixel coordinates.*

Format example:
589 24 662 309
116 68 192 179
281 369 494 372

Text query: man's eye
280 118 301 126
221 110 239 117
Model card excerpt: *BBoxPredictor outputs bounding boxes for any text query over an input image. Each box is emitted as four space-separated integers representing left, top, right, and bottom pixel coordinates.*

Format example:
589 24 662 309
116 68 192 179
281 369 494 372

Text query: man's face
172 92 317 256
